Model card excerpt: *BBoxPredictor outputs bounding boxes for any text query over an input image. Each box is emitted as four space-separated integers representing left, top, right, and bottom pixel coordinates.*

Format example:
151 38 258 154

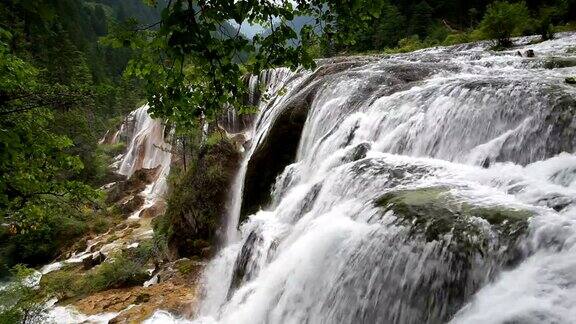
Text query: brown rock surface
139 201 167 219
74 261 204 323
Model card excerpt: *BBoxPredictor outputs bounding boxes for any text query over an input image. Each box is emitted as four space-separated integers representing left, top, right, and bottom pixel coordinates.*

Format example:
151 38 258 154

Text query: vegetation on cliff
156 135 241 259
0 0 158 276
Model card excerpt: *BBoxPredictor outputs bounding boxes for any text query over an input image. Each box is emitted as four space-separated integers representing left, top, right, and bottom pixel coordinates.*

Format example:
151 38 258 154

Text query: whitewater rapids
154 33 576 324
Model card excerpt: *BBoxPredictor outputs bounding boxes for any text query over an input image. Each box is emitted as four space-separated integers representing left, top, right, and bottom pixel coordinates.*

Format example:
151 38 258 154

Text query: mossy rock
163 139 241 258
543 57 576 69
375 187 531 257
566 77 576 85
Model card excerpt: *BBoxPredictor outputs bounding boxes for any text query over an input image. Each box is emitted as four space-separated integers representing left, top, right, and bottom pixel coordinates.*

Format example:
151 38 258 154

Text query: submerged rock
543 57 576 69
371 186 532 322
376 187 530 248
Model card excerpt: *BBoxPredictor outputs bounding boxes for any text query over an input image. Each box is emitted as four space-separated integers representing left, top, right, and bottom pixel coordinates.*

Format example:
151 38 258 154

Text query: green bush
160 138 240 257
386 35 427 53
42 243 154 300
478 1 531 48
443 33 472 45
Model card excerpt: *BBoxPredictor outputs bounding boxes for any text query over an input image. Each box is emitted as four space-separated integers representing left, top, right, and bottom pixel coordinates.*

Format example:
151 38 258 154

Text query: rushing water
187 33 576 324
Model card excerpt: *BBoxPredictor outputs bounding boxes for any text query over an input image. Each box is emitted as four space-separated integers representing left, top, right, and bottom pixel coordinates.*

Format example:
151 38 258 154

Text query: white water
41 106 173 323
224 68 296 243
192 33 576 324
118 104 172 201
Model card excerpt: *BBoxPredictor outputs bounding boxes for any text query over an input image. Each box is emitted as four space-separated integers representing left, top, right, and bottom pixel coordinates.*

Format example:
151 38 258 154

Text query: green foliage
0 0 149 277
42 243 155 300
159 136 240 257
105 0 386 128
0 35 102 273
478 1 531 47
386 35 427 53
0 266 49 323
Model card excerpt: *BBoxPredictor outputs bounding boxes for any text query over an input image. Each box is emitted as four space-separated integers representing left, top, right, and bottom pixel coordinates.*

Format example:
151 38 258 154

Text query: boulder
82 252 106 270
375 186 531 260
119 195 145 215
106 166 160 204
543 57 576 69
371 186 532 322
139 201 166 219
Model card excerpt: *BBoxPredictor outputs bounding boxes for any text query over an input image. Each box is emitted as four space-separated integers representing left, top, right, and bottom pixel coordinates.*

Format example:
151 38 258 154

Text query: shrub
386 35 427 53
478 1 531 48
160 138 240 257
443 33 472 46
41 244 154 301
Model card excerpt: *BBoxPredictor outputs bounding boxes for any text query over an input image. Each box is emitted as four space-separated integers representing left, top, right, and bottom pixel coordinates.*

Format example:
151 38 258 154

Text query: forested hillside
321 0 576 53
0 0 161 276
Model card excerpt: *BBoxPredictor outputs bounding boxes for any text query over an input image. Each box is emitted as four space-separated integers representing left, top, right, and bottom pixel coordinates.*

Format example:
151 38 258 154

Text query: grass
41 242 156 301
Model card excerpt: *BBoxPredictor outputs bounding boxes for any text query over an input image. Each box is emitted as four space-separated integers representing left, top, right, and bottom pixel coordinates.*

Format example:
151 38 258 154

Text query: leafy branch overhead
104 0 385 126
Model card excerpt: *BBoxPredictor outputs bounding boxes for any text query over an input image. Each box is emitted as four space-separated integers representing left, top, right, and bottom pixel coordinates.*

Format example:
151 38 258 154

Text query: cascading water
42 105 173 323
190 32 576 324
117 104 172 201
223 68 297 244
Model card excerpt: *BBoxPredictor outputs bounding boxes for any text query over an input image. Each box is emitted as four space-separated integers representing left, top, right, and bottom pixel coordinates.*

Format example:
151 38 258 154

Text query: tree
410 1 434 39
478 1 531 47
105 0 386 129
0 29 98 273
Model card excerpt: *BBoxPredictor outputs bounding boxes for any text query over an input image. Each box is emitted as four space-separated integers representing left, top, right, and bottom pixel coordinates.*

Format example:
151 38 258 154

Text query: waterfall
190 32 576 324
224 68 296 243
41 105 172 275
117 104 172 200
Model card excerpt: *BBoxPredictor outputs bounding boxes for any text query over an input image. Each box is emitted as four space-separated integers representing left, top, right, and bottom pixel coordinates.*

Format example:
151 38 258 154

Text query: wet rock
566 77 576 85
230 231 260 292
139 201 166 219
375 187 531 258
536 193 573 212
106 166 160 205
372 186 532 322
242 94 309 218
495 91 576 165
543 57 576 69
127 221 141 229
119 195 145 215
525 49 535 57
82 252 106 270
134 293 151 304
74 269 201 323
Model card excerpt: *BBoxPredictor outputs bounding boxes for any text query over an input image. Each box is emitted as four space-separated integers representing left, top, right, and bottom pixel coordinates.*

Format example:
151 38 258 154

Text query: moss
160 138 241 258
175 258 197 275
543 57 576 69
375 187 531 253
